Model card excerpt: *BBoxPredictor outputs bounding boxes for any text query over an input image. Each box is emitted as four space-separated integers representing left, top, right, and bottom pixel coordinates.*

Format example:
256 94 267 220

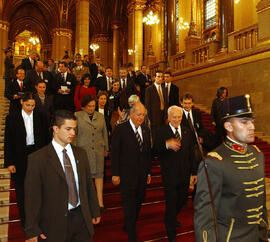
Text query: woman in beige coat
75 94 109 210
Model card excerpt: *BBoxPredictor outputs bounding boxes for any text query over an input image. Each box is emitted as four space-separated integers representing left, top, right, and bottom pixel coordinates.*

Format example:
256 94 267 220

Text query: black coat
95 76 116 93
53 72 76 111
111 121 152 189
4 111 49 182
167 83 179 107
21 58 36 74
4 56 14 79
25 70 54 94
153 124 196 186
145 84 168 133
135 73 152 103
24 144 100 241
6 79 30 113
119 76 137 99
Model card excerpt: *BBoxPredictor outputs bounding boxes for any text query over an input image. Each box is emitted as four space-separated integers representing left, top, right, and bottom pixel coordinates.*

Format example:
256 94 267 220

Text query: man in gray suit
25 110 101 242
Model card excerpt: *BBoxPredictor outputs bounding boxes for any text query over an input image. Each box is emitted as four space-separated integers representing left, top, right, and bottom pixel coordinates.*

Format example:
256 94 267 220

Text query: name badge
66 81 71 85
109 96 114 100
44 79 48 83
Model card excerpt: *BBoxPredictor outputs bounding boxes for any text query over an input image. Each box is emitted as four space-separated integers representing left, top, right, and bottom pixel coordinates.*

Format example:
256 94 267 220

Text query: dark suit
4 55 15 97
135 72 151 103
153 124 196 241
89 63 99 81
111 121 152 242
33 93 54 128
6 79 29 113
53 72 76 112
4 111 49 227
25 69 54 94
95 76 115 93
21 57 36 74
145 84 168 141
119 76 137 100
24 143 100 241
166 83 179 107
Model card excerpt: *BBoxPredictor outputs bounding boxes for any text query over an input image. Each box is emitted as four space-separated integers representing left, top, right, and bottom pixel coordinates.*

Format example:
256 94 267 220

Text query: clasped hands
166 138 181 152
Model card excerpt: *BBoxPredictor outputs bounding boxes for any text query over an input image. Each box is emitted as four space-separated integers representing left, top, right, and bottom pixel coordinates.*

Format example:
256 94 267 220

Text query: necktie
187 113 193 130
20 81 23 91
61 73 65 80
135 128 143 152
175 127 181 140
62 149 78 207
158 85 164 110
122 79 126 89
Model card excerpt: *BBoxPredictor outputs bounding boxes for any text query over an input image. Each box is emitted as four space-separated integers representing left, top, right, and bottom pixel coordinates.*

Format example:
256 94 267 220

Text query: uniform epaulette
207 152 223 161
252 145 261 153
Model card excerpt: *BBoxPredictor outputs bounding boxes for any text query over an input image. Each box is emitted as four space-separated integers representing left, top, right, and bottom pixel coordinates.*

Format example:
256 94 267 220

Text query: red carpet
7 108 270 241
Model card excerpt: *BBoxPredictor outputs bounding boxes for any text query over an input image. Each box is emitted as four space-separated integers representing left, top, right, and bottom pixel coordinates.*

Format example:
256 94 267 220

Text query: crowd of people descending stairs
5 107 270 242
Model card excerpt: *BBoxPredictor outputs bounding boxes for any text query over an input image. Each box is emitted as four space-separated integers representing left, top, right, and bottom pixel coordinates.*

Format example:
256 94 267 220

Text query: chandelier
29 37 40 45
90 43 99 52
143 11 160 25
179 17 189 30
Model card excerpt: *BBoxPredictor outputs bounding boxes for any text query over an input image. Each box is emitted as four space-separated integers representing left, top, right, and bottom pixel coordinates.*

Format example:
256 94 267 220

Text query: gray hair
168 105 183 117
128 95 140 107
130 102 145 114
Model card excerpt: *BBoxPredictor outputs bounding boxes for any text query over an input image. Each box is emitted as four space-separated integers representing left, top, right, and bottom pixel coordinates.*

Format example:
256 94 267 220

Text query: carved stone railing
192 40 219 65
171 52 185 70
228 24 258 52
149 61 167 76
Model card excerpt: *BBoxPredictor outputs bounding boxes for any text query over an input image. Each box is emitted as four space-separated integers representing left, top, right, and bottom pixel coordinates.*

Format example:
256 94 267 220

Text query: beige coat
75 110 109 175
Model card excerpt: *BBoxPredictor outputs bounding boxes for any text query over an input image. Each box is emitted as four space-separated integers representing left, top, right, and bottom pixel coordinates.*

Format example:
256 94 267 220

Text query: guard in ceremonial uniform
194 94 268 242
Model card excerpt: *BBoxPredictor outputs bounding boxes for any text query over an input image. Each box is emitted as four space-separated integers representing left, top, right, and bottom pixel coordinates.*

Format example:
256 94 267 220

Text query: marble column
127 0 146 70
0 20 9 78
75 0 90 56
51 28 72 62
167 0 176 57
112 22 120 78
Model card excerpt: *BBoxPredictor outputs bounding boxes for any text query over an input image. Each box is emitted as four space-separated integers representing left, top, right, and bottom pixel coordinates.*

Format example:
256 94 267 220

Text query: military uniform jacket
194 137 268 242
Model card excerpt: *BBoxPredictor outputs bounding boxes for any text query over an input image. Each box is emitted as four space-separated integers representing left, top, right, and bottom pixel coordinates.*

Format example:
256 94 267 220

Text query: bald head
130 102 146 128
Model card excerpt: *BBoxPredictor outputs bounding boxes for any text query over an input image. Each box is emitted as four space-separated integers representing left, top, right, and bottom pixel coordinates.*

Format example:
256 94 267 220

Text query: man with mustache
194 95 268 242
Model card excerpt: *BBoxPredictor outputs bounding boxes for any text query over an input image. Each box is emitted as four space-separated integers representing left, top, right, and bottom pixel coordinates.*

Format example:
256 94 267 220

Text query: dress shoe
176 221 182 227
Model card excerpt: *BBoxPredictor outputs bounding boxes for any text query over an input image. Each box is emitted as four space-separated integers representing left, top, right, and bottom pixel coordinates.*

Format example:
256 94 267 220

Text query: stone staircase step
0 207 9 223
0 224 8 241
0 180 10 192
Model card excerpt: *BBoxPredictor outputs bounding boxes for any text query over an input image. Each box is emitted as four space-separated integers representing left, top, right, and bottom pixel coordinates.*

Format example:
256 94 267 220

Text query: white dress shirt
169 123 182 139
52 139 80 210
183 109 194 126
165 82 171 96
22 110 35 145
121 78 127 89
129 119 143 141
106 76 112 91
154 82 164 100
17 79 23 89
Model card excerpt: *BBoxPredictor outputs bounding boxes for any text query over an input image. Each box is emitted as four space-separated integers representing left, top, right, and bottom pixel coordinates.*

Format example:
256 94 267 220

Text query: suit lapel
127 122 140 151
47 143 66 181
18 112 27 140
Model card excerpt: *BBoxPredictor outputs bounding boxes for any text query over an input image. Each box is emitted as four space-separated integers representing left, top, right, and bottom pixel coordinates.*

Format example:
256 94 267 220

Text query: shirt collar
129 119 140 131
21 109 33 119
169 122 181 133
183 109 190 117
52 138 72 153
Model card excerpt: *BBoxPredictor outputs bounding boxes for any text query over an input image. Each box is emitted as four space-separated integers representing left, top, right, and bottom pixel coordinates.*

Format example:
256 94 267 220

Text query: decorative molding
127 0 146 15
51 28 72 39
145 0 163 12
92 34 112 43
257 0 270 12
0 20 9 31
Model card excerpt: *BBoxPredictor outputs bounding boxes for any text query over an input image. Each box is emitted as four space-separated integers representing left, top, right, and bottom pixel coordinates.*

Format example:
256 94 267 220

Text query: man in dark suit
4 47 15 98
24 61 54 94
153 106 197 242
119 66 136 100
6 68 29 113
53 61 76 112
4 92 49 230
95 66 115 93
21 51 37 74
111 102 152 242
135 65 152 103
90 56 103 82
25 110 101 242
127 63 136 81
164 71 179 107
145 70 168 141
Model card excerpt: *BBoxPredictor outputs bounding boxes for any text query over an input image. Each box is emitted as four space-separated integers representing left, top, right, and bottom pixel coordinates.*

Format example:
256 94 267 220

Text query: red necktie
20 82 23 91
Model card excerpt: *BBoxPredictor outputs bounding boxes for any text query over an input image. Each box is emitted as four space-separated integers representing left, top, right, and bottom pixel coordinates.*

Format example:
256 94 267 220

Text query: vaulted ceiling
0 0 128 45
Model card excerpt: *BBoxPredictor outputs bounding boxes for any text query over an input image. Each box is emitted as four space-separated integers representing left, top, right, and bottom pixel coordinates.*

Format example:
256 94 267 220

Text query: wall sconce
128 49 136 55
90 43 99 57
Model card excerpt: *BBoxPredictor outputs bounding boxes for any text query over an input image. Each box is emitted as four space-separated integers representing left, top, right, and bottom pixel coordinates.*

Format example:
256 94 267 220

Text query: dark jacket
21 58 36 73
4 111 49 182
4 55 14 79
167 83 179 107
24 144 100 241
111 121 152 189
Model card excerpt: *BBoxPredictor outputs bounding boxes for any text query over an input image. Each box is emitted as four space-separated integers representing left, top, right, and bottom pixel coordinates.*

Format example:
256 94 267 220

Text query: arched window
204 0 217 29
